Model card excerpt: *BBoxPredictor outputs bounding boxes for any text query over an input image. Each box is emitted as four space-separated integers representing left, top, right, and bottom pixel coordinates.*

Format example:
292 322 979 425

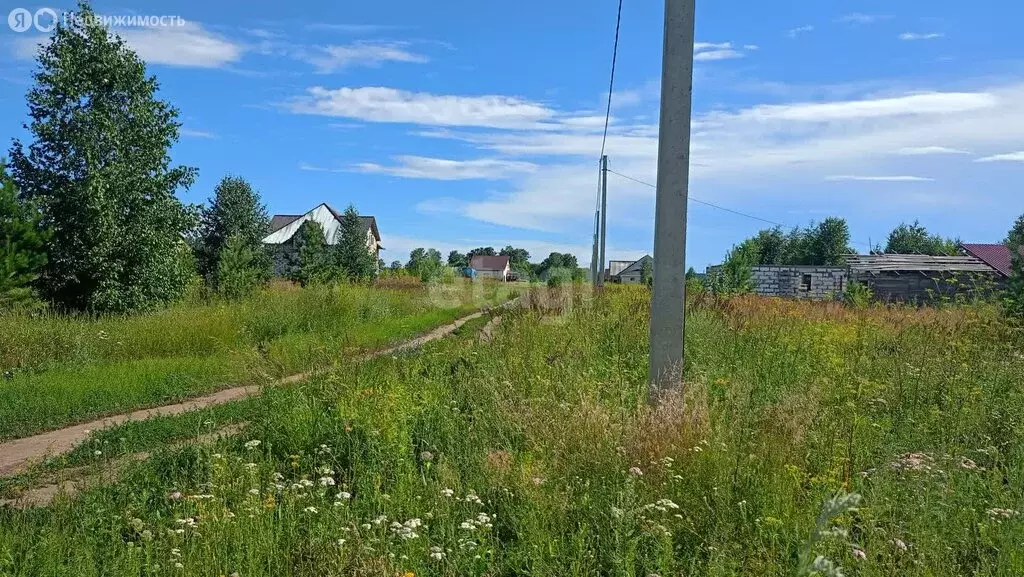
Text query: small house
262 203 382 277
845 253 1003 302
469 255 511 281
606 260 634 282
616 255 653 284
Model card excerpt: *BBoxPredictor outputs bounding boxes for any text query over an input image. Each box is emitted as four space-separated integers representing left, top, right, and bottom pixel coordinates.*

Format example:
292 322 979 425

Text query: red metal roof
469 255 510 271
961 243 1018 278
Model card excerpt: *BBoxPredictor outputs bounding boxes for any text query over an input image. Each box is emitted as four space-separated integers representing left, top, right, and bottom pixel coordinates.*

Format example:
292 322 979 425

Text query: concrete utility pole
597 155 609 287
647 0 696 402
591 162 602 285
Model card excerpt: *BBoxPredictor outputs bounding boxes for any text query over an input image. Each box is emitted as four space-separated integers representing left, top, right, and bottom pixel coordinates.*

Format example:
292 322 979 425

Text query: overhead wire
605 168 874 249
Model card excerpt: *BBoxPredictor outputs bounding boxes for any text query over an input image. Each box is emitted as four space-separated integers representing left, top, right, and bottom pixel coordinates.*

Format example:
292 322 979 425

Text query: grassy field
1 286 1023 576
0 280 511 440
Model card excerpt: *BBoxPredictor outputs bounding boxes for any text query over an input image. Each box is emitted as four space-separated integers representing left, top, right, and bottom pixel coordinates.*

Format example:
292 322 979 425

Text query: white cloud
975 151 1024 163
347 78 1024 231
11 22 244 68
893 146 971 155
694 49 743 62
787 25 814 38
692 42 756 62
115 24 243 68
743 44 759 51
298 162 345 172
180 128 217 138
301 41 428 73
694 42 732 51
899 32 944 41
285 87 556 129
717 91 996 123
825 175 935 182
355 156 537 180
836 13 888 25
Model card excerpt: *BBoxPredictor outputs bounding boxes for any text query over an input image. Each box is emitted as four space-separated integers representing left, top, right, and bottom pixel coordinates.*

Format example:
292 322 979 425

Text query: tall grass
0 286 1021 576
0 281 510 440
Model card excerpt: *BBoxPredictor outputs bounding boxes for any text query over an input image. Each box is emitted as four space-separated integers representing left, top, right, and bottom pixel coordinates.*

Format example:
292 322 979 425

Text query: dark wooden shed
845 254 1005 303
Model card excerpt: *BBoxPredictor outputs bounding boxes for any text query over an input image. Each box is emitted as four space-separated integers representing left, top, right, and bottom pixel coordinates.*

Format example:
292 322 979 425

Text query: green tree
499 246 531 267
215 235 264 300
804 217 853 266
1006 214 1024 318
389 260 402 273
407 248 427 272
468 247 496 258
9 3 197 312
885 221 959 256
640 257 653 286
447 250 467 268
0 161 49 307
195 176 270 282
334 205 377 281
710 242 757 294
291 221 333 286
536 252 579 279
685 266 697 280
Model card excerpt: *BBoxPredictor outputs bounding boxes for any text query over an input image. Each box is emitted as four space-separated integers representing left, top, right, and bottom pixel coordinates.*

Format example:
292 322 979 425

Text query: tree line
390 246 584 284
708 215 1024 315
0 2 375 313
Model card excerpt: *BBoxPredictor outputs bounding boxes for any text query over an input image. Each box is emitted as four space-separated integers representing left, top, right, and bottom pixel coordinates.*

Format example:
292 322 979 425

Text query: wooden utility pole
647 0 696 402
597 155 609 287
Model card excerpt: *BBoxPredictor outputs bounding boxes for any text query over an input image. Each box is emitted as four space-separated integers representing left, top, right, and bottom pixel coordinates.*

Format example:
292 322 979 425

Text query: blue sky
2 0 1023 270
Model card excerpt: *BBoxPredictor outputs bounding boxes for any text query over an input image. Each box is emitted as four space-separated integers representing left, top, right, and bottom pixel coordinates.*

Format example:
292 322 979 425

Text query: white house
262 203 382 276
470 255 511 281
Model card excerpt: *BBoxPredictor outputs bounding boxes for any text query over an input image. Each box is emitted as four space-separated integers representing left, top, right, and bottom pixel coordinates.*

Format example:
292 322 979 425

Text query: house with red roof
960 243 1021 279
469 255 511 281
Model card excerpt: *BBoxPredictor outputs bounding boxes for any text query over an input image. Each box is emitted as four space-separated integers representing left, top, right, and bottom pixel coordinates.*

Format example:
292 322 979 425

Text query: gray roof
619 255 653 276
845 254 997 274
268 204 380 242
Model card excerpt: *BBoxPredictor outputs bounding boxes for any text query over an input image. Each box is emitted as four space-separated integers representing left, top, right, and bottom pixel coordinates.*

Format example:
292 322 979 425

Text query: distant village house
469 255 511 281
705 243 1015 302
262 203 382 277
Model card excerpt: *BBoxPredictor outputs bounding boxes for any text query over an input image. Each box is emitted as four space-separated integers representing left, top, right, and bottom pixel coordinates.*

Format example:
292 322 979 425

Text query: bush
215 235 268 300
843 281 873 308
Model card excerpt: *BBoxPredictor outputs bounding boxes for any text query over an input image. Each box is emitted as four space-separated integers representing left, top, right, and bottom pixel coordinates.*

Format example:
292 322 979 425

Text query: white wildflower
336 491 351 500
303 506 318 514
244 440 261 450
987 508 1019 521
629 467 643 477
319 477 336 487
441 488 455 498
429 546 445 560
248 488 260 496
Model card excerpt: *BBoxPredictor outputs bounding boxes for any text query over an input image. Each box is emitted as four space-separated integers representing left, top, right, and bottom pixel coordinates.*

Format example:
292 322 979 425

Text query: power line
599 0 624 160
605 169 787 227
605 168 874 249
